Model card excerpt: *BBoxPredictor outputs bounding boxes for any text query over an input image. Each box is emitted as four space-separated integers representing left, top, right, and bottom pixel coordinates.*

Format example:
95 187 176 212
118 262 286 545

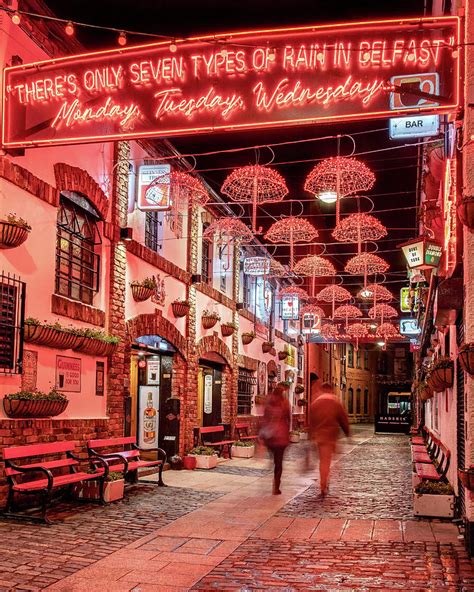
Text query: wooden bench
88 436 166 486
2 441 108 524
235 423 258 442
198 426 234 458
411 426 436 464
414 438 451 482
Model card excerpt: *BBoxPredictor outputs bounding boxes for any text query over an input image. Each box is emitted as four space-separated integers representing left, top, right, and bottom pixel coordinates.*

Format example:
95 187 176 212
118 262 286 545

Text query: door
201 364 222 426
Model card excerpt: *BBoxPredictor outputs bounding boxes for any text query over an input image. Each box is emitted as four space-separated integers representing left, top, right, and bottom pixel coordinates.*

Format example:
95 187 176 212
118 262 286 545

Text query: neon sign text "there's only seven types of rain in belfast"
2 16 460 147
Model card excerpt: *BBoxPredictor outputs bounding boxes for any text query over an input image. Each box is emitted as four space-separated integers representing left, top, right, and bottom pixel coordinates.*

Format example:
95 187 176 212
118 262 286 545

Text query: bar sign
389 115 440 139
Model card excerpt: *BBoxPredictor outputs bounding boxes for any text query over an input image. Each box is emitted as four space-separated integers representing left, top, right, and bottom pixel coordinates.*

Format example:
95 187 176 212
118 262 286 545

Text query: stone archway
54 162 109 220
126 309 187 358
196 333 233 369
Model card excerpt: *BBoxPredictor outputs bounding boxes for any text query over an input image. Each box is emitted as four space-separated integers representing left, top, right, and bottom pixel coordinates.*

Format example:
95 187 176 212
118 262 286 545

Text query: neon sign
2 17 459 148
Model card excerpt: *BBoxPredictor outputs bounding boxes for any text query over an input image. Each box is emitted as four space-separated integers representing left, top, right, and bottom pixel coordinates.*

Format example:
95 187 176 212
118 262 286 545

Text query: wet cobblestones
193 538 474 591
279 434 413 520
0 485 222 591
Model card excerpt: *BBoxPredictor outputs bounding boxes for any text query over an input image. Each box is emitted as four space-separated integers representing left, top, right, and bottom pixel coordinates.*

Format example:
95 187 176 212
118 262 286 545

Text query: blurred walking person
309 386 350 498
259 384 290 495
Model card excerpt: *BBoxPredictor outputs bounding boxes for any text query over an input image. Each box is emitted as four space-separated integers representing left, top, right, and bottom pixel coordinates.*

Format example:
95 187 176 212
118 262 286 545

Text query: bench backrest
235 423 249 430
5 458 78 477
2 441 78 461
88 436 136 449
199 426 224 435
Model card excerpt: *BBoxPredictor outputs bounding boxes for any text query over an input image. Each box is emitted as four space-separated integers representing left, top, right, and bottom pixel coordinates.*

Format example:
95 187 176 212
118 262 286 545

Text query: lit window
347 344 354 368
145 211 163 252
0 274 25 374
237 368 256 415
201 223 212 284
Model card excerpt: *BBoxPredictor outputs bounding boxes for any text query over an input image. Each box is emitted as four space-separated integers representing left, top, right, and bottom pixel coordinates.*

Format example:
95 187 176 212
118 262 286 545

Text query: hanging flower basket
419 383 433 401
270 347 277 357
457 195 474 229
295 384 305 395
3 389 68 419
241 332 255 345
458 468 474 491
171 300 190 318
262 342 273 354
0 218 31 249
221 323 236 337
278 351 288 361
297 398 308 407
459 343 474 376
202 313 219 329
429 358 454 390
426 375 444 393
131 284 155 302
24 323 82 350
76 338 117 357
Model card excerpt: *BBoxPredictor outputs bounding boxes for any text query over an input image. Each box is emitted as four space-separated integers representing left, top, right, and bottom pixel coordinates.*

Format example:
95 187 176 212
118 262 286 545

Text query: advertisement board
138 385 159 449
137 164 171 211
56 356 81 392
281 295 299 320
2 17 459 148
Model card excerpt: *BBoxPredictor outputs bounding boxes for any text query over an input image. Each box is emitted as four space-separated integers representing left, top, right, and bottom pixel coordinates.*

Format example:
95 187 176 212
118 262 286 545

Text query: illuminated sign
2 17 459 148
400 287 420 312
243 257 270 276
389 114 440 139
443 156 457 275
400 237 443 269
281 296 299 320
400 318 421 336
137 164 171 211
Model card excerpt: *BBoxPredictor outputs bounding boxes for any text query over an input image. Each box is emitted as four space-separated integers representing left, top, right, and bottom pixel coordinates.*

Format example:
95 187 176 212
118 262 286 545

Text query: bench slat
415 463 441 480
12 470 102 492
199 426 224 434
88 436 136 449
3 441 78 460
412 451 432 464
95 459 162 474
5 458 79 476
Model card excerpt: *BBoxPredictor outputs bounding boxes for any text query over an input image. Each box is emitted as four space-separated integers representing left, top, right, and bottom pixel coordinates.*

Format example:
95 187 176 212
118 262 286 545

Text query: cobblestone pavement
0 485 222 591
279 432 414 519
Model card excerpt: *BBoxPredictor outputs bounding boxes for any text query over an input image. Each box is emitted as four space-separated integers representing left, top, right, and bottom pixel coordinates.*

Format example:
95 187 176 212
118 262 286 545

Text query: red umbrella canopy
316 285 351 303
332 213 387 245
154 170 209 208
265 216 318 270
305 157 375 198
320 323 341 340
345 253 390 275
357 283 393 301
278 286 309 301
203 217 253 244
369 304 398 320
293 255 337 277
376 322 402 340
300 304 326 319
346 322 371 338
333 305 363 320
221 165 288 232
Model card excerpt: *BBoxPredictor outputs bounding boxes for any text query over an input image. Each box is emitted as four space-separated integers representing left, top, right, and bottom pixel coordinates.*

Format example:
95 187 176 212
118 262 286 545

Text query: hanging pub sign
399 236 443 269
137 164 171 211
400 318 421 336
281 295 299 320
243 257 270 276
2 16 459 148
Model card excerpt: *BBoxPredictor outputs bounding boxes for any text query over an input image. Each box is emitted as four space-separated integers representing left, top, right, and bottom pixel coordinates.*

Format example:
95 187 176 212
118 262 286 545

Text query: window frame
145 210 163 252
0 274 25 375
201 223 213 284
347 344 354 368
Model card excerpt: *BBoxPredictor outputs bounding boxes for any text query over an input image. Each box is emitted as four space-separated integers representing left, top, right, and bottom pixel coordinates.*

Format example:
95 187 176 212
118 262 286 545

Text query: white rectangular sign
389 115 440 139
139 385 159 449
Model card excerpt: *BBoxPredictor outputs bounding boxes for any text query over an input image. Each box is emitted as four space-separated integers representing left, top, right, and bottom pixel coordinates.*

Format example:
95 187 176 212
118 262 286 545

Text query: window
145 211 163 252
201 223 212 284
363 388 369 415
219 246 227 293
0 274 25 374
237 368 256 415
356 348 361 369
356 388 361 414
242 268 251 309
347 344 354 368
348 388 354 414
364 349 369 370
56 193 100 305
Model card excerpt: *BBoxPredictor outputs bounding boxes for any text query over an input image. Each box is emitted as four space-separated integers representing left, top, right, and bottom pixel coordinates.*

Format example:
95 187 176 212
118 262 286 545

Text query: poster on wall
95 361 105 396
138 385 159 449
56 356 81 392
147 358 161 385
257 361 267 397
21 350 38 391
204 374 213 415
137 164 171 211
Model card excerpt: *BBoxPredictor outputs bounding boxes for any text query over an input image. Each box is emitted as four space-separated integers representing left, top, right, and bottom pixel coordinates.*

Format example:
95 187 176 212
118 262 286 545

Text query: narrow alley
0 426 472 591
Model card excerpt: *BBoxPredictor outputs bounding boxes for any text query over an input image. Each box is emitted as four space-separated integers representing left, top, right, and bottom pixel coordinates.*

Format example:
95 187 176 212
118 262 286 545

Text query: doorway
198 362 223 426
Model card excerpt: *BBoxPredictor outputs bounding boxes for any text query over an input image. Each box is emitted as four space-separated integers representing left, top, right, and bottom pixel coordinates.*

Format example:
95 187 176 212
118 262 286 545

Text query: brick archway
196 334 233 369
54 162 109 220
126 310 187 358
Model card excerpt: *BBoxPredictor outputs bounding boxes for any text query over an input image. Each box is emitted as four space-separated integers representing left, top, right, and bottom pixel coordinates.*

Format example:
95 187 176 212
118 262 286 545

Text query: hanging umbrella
357 283 393 301
316 284 351 318
345 253 389 292
332 213 387 253
346 322 371 350
152 170 209 209
321 323 341 340
333 304 363 328
369 303 398 323
300 303 326 319
305 157 375 223
265 216 318 270
376 322 402 341
278 286 310 301
204 218 253 269
293 255 336 297
221 165 288 233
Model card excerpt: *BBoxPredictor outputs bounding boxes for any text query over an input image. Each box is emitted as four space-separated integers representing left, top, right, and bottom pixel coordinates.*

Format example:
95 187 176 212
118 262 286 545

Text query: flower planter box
419 386 433 401
262 343 272 354
0 221 30 249
131 284 154 302
3 397 68 418
430 364 454 390
458 468 474 490
202 316 218 330
241 334 254 345
278 351 288 361
459 345 474 376
413 492 454 518
221 325 235 337
73 479 125 503
171 302 190 318
289 433 300 443
24 324 81 350
458 195 474 229
231 445 255 458
76 338 117 357
193 454 218 469
183 456 197 470
297 399 307 407
270 348 277 357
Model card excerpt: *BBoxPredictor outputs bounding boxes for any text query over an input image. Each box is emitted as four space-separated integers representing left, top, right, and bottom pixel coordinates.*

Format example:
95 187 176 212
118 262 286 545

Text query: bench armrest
68 452 110 478
7 462 54 489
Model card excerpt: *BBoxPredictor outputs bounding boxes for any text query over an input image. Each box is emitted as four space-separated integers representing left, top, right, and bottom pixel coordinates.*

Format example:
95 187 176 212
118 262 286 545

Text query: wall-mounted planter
413 492 454 518
76 338 117 357
0 220 30 249
457 195 474 229
419 385 433 401
131 284 154 302
459 344 474 376
202 316 219 330
3 397 68 418
429 362 454 391
24 324 81 350
171 301 190 318
295 385 305 395
278 351 288 361
241 334 255 345
262 342 273 354
221 324 235 337
458 468 474 491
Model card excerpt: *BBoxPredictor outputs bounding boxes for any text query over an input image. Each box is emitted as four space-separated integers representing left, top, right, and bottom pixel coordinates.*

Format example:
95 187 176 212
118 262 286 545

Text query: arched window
347 344 354 368
356 387 361 415
364 388 369 415
348 387 354 415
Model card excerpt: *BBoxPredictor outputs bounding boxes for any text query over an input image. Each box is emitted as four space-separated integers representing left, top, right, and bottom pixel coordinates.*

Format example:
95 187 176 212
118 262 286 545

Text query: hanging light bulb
377 341 385 347
169 41 177 53
118 31 127 46
318 190 337 204
11 11 21 25
359 287 373 298
65 21 75 36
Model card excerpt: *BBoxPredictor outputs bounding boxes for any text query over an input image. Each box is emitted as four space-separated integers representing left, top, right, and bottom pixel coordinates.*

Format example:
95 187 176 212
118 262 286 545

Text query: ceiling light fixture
11 11 21 25
65 21 75 36
118 31 127 46
317 190 338 204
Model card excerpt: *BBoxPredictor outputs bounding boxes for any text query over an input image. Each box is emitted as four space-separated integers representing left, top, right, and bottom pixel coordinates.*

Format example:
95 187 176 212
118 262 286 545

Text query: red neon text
154 88 244 119
51 97 140 130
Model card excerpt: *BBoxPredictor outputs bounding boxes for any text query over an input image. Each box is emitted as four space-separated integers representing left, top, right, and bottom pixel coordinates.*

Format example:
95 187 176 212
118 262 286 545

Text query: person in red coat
309 386 350 498
260 384 291 495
